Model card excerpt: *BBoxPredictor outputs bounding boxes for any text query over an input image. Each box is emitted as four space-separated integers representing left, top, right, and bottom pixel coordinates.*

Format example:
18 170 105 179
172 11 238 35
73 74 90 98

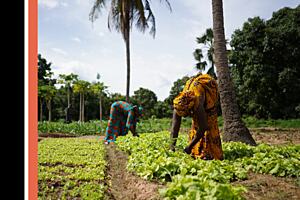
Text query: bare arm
184 96 208 154
170 109 181 151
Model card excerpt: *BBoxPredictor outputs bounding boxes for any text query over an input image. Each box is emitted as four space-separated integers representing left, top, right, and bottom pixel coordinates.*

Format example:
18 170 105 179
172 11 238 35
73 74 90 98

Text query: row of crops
38 138 106 199
116 132 300 199
38 118 191 136
38 117 300 136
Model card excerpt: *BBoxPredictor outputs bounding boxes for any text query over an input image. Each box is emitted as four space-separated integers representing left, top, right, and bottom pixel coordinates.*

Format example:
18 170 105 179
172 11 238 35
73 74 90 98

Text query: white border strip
24 0 29 199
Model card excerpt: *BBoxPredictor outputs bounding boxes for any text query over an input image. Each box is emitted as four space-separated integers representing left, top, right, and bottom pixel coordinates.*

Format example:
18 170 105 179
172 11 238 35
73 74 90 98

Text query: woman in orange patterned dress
170 73 223 160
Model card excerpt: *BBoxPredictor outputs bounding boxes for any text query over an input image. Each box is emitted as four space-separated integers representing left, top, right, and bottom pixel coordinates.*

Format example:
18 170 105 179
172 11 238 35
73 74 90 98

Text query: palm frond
89 0 107 23
144 0 156 37
108 0 122 32
132 0 147 33
160 0 172 12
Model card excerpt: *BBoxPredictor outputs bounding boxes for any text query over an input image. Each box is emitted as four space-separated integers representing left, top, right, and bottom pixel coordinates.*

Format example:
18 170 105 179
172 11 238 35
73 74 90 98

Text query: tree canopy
230 5 300 119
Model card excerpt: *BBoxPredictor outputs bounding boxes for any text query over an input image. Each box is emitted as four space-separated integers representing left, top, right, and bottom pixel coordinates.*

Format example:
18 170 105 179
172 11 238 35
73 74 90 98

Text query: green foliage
230 5 300 119
116 131 300 199
38 117 300 136
165 76 190 107
160 176 246 200
38 138 106 199
194 28 217 79
38 118 190 136
38 121 104 135
153 101 173 118
73 80 91 94
241 116 300 128
38 54 56 86
131 87 158 118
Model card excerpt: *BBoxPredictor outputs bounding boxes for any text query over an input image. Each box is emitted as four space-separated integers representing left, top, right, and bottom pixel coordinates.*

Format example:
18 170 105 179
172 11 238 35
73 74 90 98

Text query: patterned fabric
104 101 140 143
173 90 196 117
173 73 223 160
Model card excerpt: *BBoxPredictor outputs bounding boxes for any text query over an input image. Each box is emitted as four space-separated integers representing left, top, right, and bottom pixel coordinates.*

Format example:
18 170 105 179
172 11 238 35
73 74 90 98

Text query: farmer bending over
170 73 223 160
104 101 143 144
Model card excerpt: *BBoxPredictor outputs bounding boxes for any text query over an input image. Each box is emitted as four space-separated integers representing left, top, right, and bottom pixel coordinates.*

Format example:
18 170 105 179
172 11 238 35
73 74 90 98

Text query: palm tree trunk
212 0 256 145
99 93 102 121
79 93 82 122
67 85 70 108
82 93 85 122
47 99 52 122
125 25 130 103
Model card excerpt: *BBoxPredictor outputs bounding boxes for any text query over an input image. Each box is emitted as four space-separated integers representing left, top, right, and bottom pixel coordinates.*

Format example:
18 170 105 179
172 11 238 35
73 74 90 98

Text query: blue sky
38 0 299 100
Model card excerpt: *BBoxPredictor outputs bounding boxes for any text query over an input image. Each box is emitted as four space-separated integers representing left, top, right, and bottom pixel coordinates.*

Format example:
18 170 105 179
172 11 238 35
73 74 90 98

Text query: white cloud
51 48 68 56
61 2 68 7
39 0 59 9
38 0 68 9
71 37 81 43
98 32 105 37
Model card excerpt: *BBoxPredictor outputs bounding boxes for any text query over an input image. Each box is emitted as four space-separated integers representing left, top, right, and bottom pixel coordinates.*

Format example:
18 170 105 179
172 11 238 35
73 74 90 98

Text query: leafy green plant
38 138 106 199
116 131 300 199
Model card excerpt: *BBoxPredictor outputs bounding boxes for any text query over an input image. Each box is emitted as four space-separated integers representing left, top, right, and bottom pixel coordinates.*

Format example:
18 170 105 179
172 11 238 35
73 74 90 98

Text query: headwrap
132 105 143 117
138 106 143 117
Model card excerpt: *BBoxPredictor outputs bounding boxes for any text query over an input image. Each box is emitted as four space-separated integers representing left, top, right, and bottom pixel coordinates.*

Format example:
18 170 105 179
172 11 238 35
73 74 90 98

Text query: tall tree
193 48 207 72
165 76 190 107
89 0 171 102
131 87 157 118
38 54 56 121
73 80 90 122
38 54 56 86
195 28 217 78
58 73 79 122
38 80 45 122
230 6 300 119
211 0 256 145
57 73 79 109
91 73 108 121
39 85 57 122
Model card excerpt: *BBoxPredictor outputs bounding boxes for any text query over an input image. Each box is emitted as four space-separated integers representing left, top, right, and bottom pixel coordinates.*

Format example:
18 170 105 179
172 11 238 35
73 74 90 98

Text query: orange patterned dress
173 73 223 160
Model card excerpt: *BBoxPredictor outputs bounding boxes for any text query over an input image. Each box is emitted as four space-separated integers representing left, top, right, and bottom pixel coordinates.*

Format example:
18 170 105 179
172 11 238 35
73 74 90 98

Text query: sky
38 0 299 101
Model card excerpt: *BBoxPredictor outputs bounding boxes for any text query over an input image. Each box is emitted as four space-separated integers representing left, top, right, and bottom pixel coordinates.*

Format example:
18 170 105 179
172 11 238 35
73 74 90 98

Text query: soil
103 142 163 200
249 128 300 145
233 172 300 200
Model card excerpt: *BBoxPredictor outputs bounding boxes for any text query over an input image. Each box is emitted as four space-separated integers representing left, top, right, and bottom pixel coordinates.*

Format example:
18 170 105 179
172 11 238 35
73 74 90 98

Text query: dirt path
234 172 300 200
104 143 163 200
249 128 300 145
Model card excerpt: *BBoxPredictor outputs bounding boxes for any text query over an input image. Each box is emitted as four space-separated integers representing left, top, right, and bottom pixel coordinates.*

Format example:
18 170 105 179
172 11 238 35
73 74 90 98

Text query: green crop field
37 117 300 199
38 138 106 199
116 132 300 199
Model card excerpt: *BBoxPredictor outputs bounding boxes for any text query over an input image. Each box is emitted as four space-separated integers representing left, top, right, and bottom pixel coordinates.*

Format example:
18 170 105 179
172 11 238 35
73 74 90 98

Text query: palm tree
39 84 57 122
58 73 79 108
73 80 90 122
58 73 79 122
193 48 207 72
89 0 171 102
195 28 216 78
91 73 108 122
211 0 256 145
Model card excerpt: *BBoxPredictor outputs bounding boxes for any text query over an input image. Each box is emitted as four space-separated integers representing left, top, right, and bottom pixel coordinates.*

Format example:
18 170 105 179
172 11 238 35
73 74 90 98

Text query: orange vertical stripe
29 0 38 199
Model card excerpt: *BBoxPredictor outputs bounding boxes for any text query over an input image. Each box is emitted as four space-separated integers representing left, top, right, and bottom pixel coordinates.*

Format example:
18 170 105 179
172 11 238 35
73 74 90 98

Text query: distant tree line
38 54 174 122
